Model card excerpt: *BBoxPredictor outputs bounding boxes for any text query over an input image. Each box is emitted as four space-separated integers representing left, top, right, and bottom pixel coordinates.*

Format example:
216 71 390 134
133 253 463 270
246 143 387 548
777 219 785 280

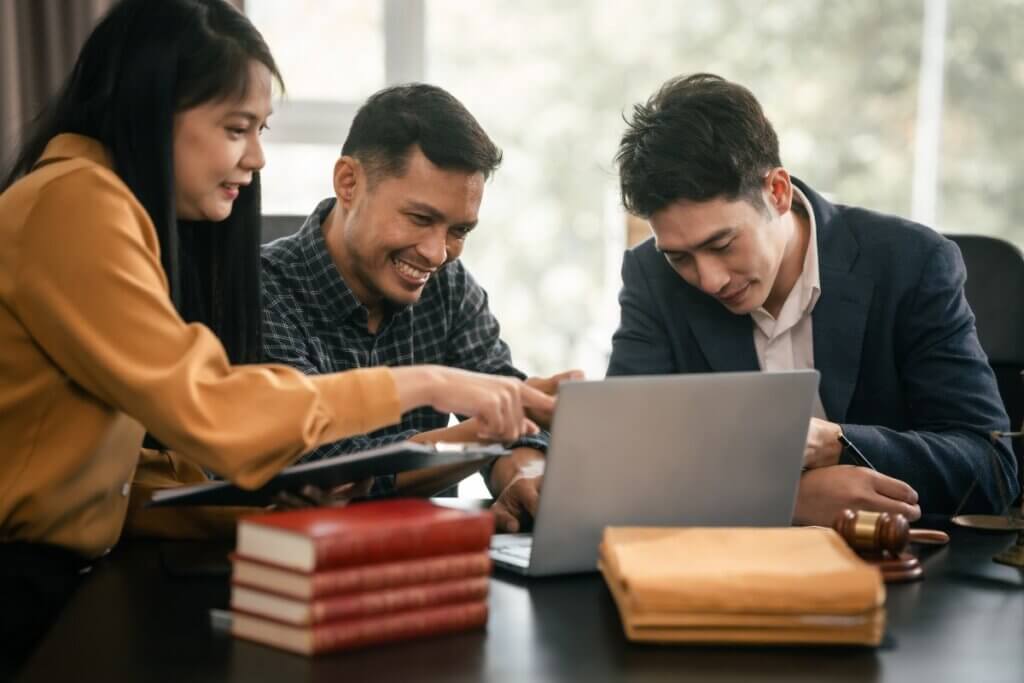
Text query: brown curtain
0 0 120 169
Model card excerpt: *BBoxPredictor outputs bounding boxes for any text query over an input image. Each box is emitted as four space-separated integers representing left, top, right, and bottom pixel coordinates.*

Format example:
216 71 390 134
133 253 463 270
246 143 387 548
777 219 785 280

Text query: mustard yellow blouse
0 134 401 557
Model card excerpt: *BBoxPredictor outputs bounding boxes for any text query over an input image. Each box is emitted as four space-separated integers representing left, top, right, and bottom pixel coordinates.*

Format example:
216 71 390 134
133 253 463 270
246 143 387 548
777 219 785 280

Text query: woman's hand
391 366 556 443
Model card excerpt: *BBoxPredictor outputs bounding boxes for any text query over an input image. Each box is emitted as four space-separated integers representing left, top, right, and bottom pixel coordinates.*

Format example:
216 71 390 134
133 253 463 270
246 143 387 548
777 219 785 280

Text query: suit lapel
813 268 873 421
801 180 874 422
684 290 760 373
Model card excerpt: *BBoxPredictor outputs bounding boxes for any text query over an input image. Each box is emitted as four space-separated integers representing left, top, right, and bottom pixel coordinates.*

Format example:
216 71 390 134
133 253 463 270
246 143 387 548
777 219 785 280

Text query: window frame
255 0 425 147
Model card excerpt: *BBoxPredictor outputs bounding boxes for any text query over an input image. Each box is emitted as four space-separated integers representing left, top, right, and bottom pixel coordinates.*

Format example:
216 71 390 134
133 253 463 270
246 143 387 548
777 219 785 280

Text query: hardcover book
230 551 492 600
231 576 489 625
235 498 494 572
232 601 489 655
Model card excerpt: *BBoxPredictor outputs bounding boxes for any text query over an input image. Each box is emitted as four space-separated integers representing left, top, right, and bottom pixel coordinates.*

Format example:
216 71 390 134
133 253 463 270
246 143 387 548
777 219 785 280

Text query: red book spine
313 514 493 568
309 576 489 623
309 552 492 597
311 601 488 654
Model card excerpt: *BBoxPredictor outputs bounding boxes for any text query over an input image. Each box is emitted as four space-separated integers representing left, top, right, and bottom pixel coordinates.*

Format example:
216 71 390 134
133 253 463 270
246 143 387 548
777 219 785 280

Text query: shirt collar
750 185 822 330
35 133 113 170
793 184 822 311
296 198 367 324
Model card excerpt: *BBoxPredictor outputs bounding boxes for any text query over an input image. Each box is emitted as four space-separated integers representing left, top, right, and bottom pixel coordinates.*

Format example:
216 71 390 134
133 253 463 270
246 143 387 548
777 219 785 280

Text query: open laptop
490 370 819 576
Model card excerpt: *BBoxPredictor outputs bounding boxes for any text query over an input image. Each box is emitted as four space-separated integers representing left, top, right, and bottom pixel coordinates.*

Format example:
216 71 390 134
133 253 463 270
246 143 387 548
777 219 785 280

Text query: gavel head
833 509 910 556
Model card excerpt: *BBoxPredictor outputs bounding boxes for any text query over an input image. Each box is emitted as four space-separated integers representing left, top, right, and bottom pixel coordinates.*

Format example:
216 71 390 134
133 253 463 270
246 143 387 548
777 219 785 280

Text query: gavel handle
909 529 950 545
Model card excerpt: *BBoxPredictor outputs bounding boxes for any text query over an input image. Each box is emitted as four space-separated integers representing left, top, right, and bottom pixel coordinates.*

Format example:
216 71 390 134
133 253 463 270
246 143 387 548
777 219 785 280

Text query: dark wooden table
18 522 1024 682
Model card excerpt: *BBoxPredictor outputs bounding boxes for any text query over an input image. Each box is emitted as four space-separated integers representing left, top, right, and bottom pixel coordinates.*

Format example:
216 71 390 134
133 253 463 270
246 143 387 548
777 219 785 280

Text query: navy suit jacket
607 178 1020 514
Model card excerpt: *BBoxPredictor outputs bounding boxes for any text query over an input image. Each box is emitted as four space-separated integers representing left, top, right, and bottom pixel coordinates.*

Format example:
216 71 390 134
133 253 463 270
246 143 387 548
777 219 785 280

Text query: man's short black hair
341 83 502 183
616 73 781 218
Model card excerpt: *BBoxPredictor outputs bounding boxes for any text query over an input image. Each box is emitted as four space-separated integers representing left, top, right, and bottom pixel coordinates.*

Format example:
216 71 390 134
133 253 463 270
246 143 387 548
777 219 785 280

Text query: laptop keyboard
491 534 533 562
496 545 532 561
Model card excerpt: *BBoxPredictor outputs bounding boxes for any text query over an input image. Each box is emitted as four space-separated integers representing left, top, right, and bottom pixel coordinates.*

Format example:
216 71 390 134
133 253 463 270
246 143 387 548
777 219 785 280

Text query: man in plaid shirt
261 84 578 532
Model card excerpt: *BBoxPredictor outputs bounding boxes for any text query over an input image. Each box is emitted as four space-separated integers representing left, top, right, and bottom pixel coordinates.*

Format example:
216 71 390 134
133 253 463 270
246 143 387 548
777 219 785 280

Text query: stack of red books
229 499 494 655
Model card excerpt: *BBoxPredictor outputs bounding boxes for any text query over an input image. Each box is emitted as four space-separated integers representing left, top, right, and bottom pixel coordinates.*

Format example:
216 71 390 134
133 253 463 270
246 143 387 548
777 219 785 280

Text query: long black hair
2 0 283 363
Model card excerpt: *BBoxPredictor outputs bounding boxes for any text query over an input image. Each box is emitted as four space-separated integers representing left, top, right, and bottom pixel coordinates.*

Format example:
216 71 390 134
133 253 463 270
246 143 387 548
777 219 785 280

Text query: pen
838 433 877 471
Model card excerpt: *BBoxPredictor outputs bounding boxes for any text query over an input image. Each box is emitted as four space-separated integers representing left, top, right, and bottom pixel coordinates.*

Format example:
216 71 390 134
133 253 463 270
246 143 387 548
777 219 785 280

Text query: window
939 0 1024 239
247 0 423 214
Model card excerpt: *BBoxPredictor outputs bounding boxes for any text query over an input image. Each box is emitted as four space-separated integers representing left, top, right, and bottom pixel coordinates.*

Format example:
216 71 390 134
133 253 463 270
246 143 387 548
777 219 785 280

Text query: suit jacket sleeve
607 248 682 376
841 238 1020 514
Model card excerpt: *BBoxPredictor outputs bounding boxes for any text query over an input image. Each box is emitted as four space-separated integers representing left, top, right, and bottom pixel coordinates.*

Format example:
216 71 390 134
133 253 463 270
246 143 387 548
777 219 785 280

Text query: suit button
121 482 131 497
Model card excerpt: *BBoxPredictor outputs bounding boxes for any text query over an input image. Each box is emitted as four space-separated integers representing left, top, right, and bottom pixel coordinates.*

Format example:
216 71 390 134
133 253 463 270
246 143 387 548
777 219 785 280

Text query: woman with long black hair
0 0 549 670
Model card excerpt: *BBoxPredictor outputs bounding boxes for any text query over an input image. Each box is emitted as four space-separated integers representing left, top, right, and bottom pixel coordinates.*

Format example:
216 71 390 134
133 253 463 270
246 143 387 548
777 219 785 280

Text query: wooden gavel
833 509 950 556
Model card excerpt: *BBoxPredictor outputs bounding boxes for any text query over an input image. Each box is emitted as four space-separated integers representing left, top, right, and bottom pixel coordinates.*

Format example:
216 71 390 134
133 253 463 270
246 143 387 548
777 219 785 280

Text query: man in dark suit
609 73 1019 526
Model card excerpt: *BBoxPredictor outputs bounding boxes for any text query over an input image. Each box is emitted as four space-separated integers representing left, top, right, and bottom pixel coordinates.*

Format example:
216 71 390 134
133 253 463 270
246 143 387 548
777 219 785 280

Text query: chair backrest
947 233 1024 492
947 234 1024 365
261 215 304 245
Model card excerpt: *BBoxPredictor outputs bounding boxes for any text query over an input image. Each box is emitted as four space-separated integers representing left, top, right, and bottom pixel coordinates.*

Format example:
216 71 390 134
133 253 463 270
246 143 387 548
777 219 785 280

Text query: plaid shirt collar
296 197 392 328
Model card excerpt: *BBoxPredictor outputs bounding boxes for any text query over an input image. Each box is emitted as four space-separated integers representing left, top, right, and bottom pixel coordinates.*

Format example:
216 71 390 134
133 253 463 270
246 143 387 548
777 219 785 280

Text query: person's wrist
393 365 445 412
832 423 846 464
488 455 516 494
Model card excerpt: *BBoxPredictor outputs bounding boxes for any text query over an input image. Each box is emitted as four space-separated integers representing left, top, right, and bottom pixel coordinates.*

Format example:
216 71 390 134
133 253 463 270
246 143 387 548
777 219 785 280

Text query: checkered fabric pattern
261 199 549 492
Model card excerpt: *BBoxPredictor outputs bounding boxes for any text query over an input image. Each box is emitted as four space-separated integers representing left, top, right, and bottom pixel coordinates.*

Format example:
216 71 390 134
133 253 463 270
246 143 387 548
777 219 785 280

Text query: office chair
947 233 1024 491
261 215 304 244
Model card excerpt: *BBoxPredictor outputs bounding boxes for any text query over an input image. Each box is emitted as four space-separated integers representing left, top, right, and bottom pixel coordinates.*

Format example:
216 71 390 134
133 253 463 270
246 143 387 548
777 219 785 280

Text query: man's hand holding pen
794 418 921 526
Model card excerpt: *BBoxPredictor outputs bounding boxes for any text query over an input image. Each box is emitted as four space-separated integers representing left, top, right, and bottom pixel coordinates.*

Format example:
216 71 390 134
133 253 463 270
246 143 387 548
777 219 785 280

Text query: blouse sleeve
11 166 401 489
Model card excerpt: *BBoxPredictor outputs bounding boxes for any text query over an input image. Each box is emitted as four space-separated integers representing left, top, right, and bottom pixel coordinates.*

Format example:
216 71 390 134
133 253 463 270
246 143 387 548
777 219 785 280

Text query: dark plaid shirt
261 198 549 488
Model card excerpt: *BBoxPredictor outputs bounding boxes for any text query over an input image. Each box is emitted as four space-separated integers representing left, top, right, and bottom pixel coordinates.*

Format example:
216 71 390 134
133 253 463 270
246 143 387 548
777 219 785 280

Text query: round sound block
867 552 923 583
951 514 1024 532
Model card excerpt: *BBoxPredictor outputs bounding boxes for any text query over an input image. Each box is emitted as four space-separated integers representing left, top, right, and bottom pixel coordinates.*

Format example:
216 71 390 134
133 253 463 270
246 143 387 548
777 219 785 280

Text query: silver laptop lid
526 370 819 576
